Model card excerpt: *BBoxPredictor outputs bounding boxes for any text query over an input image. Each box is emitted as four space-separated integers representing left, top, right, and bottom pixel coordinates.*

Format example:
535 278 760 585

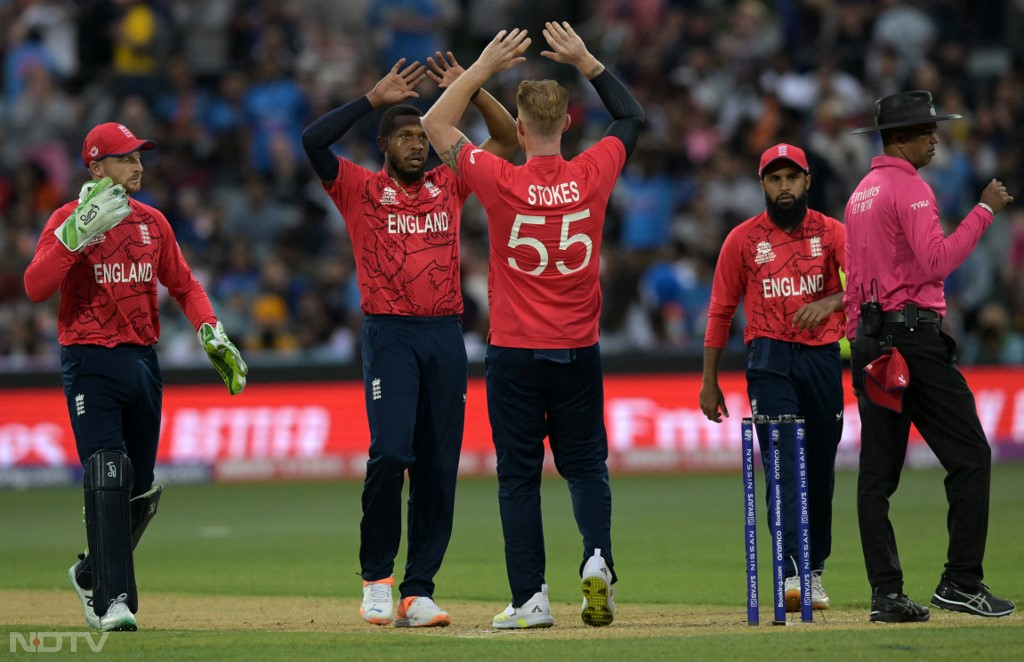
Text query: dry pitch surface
2 589 1020 637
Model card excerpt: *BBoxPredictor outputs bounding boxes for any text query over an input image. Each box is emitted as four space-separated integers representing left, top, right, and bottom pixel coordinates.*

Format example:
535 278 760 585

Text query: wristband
977 202 994 215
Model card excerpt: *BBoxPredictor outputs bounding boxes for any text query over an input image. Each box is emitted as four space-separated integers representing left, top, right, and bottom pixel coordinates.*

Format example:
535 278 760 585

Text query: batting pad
74 485 163 604
84 450 136 616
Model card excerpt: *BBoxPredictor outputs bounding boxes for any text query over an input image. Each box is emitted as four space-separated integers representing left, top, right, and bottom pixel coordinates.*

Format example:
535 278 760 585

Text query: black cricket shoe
869 593 930 623
931 577 1016 617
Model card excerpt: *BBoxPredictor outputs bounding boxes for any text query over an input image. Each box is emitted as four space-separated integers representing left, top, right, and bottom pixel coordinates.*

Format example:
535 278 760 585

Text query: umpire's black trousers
851 320 991 595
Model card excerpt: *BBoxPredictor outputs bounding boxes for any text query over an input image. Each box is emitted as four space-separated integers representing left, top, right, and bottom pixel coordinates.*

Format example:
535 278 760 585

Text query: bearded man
699 143 847 615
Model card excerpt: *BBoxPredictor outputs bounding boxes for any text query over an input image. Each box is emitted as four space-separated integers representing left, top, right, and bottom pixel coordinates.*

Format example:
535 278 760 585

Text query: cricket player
421 22 643 628
301 55 518 628
699 143 846 613
24 122 248 632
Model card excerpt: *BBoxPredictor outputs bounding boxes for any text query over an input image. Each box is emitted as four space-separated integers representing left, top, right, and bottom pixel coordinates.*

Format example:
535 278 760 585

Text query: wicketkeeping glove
198 321 248 395
54 177 131 252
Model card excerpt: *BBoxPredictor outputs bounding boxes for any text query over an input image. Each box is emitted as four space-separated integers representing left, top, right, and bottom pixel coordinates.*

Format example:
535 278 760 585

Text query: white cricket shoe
98 594 137 632
492 584 555 629
784 573 831 611
68 563 100 629
581 549 615 626
394 596 451 627
360 576 394 625
811 572 830 610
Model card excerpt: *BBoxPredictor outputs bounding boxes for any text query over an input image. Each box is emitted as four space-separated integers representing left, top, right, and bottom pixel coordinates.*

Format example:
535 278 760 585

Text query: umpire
844 91 1016 623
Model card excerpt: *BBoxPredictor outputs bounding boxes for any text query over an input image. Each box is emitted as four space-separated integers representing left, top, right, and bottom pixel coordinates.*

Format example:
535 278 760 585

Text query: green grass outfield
2 465 1022 660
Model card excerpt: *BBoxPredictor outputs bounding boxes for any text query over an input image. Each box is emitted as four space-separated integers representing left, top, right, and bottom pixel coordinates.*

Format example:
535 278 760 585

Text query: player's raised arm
422 29 530 174
426 51 519 160
302 59 426 182
540 21 644 155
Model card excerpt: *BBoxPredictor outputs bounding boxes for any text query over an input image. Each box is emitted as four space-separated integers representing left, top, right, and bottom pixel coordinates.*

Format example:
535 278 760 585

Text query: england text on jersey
387 211 451 234
762 274 825 298
94 262 154 284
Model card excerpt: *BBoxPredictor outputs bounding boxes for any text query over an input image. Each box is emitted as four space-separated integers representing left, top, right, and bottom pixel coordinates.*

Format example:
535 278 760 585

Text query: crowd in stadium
2 0 1024 371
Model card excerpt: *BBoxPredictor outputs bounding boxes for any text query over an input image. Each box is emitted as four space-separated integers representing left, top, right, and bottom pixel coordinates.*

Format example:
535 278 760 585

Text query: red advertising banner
3 368 1023 483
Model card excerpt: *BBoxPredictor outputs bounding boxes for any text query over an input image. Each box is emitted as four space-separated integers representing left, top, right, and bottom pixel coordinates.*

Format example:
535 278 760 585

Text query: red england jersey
705 209 846 348
24 197 216 347
457 137 627 348
324 161 470 316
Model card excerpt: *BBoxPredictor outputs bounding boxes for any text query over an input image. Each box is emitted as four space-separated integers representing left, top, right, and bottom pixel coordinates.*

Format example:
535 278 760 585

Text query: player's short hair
516 80 568 137
379 104 422 139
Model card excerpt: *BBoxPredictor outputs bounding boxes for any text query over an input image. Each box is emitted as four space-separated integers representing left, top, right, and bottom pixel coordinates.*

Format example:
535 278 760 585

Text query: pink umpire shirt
842 155 993 340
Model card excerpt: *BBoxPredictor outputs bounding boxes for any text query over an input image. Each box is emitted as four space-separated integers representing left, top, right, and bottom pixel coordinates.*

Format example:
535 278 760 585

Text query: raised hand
540 21 602 78
55 177 131 252
426 51 466 89
367 59 427 107
473 28 531 77
980 178 1014 214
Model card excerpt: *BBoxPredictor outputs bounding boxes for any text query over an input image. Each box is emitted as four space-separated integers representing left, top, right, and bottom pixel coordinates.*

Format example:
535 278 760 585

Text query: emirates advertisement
3 369 1024 485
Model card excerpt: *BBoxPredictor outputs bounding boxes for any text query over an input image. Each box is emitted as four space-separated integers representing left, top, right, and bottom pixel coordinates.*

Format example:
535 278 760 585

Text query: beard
765 191 808 231
388 153 425 184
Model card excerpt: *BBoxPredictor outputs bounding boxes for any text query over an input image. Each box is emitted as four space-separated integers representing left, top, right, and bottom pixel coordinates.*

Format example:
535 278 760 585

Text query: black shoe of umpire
869 592 931 623
931 577 1016 617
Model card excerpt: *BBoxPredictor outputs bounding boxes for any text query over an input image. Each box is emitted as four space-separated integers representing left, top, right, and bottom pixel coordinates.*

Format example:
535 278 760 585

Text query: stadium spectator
1 1 1024 370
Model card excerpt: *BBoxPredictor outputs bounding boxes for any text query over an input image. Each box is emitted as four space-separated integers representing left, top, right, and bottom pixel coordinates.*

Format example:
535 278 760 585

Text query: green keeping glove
198 321 248 395
55 177 131 252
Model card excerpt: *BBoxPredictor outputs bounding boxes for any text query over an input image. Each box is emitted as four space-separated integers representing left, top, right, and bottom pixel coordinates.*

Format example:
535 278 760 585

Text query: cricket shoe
811 572 830 610
67 563 100 629
785 573 830 611
580 549 615 626
360 576 394 625
931 577 1015 617
492 584 555 629
869 592 930 623
98 594 137 632
394 596 451 627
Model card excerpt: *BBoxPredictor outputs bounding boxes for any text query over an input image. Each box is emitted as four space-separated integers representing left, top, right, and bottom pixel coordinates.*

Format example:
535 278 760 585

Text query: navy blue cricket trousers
745 338 843 576
359 315 467 599
485 343 613 608
61 344 162 496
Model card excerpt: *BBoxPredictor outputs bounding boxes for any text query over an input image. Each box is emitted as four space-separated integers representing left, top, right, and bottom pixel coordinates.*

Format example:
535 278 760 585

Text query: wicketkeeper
24 122 248 632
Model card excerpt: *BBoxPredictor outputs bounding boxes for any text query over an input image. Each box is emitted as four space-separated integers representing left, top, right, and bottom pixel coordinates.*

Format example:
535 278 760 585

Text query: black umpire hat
850 91 962 134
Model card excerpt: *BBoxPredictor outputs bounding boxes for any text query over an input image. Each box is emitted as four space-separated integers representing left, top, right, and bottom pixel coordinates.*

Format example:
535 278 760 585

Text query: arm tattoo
440 137 468 174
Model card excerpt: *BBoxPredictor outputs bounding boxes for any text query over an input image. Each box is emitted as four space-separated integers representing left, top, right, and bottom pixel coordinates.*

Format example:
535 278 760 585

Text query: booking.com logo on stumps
9 632 109 653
